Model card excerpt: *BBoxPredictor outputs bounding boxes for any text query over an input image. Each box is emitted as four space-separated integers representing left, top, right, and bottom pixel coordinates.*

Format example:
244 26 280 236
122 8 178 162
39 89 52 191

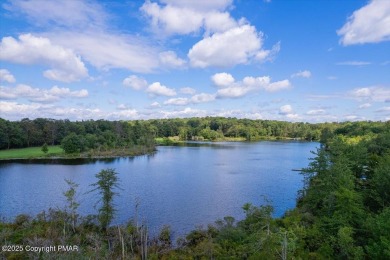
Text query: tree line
1 117 388 151
0 118 156 153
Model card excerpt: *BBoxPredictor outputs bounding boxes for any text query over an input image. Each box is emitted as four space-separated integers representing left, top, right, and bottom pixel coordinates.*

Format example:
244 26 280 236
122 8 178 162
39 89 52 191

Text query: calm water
0 141 317 237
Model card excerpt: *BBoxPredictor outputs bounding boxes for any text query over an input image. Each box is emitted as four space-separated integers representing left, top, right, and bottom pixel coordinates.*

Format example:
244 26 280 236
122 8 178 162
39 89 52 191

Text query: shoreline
0 138 313 161
0 146 156 161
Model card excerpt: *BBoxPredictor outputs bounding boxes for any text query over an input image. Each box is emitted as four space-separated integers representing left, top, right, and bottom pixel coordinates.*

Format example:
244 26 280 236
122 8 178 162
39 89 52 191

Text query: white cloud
338 0 390 45
188 25 277 68
279 104 293 115
0 34 88 82
0 84 88 103
141 2 204 35
147 82 177 96
254 41 280 62
264 80 291 92
344 115 363 121
0 69 16 83
5 0 161 73
164 97 189 106
306 109 326 115
180 87 196 95
47 31 159 73
337 61 371 66
159 0 233 11
291 70 311 78
159 51 186 68
213 73 291 98
191 93 215 103
110 109 139 119
349 86 390 102
159 107 207 118
163 93 215 106
0 101 46 119
140 0 235 36
279 105 299 120
359 103 372 109
149 101 161 108
211 72 235 87
117 104 130 110
4 0 107 29
123 75 148 90
216 86 252 98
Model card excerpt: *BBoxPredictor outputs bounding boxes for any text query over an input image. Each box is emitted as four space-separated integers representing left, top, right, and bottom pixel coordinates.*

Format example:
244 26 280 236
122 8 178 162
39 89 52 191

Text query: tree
41 143 48 154
61 133 85 154
64 179 79 233
90 168 121 231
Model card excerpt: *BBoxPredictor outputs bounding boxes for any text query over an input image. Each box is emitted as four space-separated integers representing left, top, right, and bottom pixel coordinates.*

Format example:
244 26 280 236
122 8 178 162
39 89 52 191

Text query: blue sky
0 0 389 122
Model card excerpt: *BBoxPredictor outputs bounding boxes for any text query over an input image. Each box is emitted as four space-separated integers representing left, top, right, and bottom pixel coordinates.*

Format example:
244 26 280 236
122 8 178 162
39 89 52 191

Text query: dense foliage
1 117 388 151
1 119 389 259
0 118 156 155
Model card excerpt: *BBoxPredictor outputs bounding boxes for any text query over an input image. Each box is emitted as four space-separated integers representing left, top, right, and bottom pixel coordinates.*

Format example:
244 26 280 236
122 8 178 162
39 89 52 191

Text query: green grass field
0 146 64 159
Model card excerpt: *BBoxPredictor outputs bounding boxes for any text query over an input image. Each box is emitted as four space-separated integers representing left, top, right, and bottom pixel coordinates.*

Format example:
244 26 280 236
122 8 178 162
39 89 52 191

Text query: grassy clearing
0 146 64 159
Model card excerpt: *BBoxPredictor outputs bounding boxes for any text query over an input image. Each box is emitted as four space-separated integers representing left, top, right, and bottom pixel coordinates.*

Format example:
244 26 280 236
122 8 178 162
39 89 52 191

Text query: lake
0 141 318 237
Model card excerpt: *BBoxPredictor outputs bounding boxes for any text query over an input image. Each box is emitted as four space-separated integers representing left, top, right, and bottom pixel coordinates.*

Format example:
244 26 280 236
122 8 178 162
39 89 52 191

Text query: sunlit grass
0 146 64 159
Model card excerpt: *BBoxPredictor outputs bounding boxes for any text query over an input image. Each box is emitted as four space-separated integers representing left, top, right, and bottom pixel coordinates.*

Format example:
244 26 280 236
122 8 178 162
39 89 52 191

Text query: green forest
0 118 390 259
1 117 387 152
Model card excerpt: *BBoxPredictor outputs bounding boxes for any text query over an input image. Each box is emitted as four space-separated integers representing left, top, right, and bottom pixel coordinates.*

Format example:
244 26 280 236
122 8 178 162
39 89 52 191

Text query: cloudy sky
0 0 389 122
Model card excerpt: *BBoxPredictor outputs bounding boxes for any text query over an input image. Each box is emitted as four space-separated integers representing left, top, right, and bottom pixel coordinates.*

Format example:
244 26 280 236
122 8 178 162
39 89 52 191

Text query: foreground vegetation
1 119 389 259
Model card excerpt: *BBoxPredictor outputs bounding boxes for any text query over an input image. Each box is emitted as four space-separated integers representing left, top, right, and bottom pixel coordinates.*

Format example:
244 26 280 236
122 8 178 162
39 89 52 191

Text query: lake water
0 141 317 237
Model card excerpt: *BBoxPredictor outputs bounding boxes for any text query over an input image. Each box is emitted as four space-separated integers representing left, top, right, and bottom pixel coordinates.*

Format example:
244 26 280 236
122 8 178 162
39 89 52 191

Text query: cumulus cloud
0 69 16 83
0 84 88 103
212 72 291 98
191 93 215 103
0 100 142 121
349 86 390 102
147 82 177 96
0 101 47 119
164 93 215 106
291 70 311 78
188 25 277 68
159 51 186 68
279 104 293 115
141 1 280 68
141 0 235 36
338 0 390 45
123 75 148 90
211 72 235 87
0 34 88 82
279 104 299 119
